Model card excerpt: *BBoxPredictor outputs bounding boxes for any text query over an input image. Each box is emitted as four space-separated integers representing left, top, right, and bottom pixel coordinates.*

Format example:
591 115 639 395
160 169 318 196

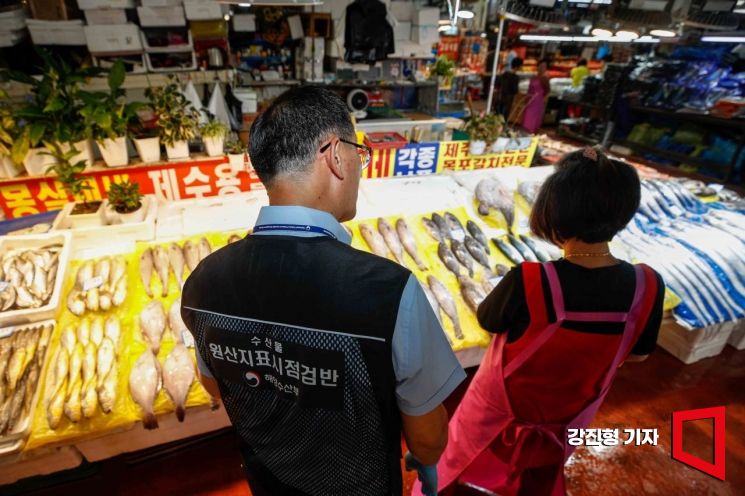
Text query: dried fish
466 220 490 252
129 351 161 430
444 213 466 240
183 241 200 272
168 243 186 287
163 344 195 422
428 276 463 340
464 236 491 270
451 240 475 277
378 218 405 265
140 248 154 298
360 223 390 259
457 275 487 313
438 242 463 276
198 238 212 261
140 301 167 354
432 213 452 240
396 219 427 270
421 217 443 242
152 246 170 298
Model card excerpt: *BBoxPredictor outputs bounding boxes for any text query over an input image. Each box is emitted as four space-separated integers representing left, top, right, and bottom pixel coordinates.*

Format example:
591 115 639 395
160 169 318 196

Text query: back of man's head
577 58 588 67
249 86 354 187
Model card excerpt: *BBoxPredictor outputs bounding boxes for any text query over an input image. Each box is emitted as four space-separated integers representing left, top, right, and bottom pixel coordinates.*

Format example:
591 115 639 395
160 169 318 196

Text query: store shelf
557 128 600 146
238 79 302 87
620 140 730 171
306 81 438 89
630 106 745 130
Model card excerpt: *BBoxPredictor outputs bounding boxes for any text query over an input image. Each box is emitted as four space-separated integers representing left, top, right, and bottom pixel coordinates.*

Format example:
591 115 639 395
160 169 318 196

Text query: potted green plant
429 55 456 89
5 49 105 174
200 118 229 158
45 143 105 228
146 78 200 161
464 113 491 156
80 60 143 167
225 138 245 174
484 113 507 153
0 91 22 178
107 179 147 224
131 122 161 163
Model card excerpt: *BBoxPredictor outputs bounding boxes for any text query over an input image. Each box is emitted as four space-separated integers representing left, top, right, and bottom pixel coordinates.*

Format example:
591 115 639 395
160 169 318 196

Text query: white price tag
83 276 104 292
182 331 195 348
0 281 9 292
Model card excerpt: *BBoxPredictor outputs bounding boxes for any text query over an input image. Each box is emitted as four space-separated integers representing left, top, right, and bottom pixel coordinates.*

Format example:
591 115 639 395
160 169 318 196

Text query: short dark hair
577 58 588 66
530 149 641 244
248 86 355 186
511 57 524 70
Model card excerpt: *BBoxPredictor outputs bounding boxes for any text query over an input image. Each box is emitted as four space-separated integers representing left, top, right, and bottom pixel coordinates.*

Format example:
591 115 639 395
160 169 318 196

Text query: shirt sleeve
476 267 527 336
392 275 466 416
631 271 666 355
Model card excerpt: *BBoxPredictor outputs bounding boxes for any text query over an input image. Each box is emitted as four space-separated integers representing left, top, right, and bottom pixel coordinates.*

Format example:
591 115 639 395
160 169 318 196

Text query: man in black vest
182 86 465 496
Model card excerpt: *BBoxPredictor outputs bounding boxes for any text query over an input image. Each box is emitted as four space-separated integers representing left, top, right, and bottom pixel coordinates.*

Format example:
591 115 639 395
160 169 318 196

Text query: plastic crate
657 318 734 364
364 132 408 150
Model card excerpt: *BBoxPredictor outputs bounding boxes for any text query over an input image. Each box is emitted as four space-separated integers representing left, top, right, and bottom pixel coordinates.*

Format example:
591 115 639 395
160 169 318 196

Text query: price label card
83 276 104 292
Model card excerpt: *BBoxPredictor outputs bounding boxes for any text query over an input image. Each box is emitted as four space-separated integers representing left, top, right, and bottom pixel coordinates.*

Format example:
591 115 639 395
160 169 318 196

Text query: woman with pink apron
522 60 551 133
414 148 664 496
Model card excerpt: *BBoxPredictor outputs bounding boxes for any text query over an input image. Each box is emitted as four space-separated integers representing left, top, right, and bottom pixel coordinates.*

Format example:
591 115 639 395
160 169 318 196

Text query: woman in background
521 60 551 133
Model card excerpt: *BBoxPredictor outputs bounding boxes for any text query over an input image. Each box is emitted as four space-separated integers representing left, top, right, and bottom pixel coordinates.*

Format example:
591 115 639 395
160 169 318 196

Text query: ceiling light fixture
701 35 745 42
649 29 676 37
591 28 613 37
457 10 475 19
615 30 640 39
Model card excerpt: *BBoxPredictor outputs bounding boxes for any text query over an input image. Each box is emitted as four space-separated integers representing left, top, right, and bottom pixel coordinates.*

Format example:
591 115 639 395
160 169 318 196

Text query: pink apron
413 262 654 496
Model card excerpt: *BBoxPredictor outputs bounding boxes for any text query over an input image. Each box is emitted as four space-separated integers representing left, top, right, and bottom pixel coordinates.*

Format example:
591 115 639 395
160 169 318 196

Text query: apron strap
563 311 628 322
504 262 564 378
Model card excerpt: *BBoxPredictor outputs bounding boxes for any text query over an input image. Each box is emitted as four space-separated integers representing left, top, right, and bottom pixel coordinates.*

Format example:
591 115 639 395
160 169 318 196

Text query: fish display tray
658 318 735 364
51 196 157 259
0 320 56 453
0 232 72 328
727 319 745 350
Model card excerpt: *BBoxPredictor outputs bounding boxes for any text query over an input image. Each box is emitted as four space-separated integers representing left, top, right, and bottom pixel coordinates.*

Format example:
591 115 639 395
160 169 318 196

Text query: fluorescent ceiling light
701 35 745 42
456 10 475 19
615 30 640 39
591 28 613 37
520 35 575 41
238 2 251 5
649 29 676 37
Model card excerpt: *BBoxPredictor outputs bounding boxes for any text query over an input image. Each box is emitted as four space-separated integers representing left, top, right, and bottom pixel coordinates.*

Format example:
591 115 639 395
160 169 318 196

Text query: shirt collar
253 206 352 245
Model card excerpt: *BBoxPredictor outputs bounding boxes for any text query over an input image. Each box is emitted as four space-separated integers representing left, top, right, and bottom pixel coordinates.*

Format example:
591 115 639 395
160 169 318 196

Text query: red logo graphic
671 406 726 481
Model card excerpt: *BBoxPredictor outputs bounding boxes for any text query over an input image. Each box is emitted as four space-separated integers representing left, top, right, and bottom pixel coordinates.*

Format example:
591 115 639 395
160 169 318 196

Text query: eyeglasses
320 139 372 170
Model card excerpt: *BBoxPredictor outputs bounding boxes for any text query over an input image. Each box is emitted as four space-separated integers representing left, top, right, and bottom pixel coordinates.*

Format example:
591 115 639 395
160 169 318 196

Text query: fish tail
143 412 158 430
176 405 185 422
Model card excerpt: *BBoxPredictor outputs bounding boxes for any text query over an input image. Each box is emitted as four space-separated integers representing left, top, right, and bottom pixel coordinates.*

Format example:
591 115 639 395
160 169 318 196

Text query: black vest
182 235 411 496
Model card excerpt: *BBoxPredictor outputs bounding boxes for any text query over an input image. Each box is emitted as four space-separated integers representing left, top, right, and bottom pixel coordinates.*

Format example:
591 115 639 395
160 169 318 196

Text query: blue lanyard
253 223 338 240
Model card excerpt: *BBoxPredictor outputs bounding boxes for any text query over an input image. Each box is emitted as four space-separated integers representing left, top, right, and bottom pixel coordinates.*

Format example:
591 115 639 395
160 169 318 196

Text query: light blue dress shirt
197 205 466 416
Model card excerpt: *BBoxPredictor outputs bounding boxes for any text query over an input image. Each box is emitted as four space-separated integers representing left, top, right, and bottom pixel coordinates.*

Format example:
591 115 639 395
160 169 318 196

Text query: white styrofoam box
0 320 56 450
140 28 191 52
0 8 25 31
658 319 734 364
27 20 86 46
233 14 255 32
234 88 258 114
145 51 196 72
137 5 185 27
51 195 157 257
85 24 142 54
84 8 128 25
727 319 745 350
0 30 25 48
390 1 414 21
77 0 135 8
416 7 440 26
0 231 72 328
183 1 225 20
394 21 411 40
140 0 183 5
411 24 439 45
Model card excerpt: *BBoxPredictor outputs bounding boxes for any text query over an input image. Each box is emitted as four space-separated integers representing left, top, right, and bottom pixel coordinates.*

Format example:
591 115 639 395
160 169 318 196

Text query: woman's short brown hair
529 148 641 244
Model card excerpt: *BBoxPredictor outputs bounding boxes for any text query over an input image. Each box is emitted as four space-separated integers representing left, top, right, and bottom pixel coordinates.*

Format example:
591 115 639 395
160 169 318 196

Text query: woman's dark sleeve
476 267 525 335
631 271 666 355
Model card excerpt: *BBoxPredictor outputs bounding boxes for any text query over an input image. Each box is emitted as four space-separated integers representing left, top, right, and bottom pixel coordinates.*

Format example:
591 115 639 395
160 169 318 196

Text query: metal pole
486 14 505 114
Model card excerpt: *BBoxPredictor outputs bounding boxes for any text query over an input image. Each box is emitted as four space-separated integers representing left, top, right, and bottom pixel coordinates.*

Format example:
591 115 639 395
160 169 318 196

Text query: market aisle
7 348 743 496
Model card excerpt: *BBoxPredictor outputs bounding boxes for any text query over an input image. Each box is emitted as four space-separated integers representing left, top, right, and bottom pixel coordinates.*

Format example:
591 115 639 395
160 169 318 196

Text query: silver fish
396 219 427 270
129 350 161 430
481 277 498 294
457 275 487 313
378 218 405 265
475 178 514 226
520 235 551 262
432 213 452 240
438 242 462 276
421 217 443 243
183 241 200 272
139 248 154 298
451 240 475 277
140 301 166 354
493 237 524 265
169 297 187 344
507 234 538 262
360 223 390 259
168 243 186 287
427 276 463 340
152 245 170 298
198 238 212 261
494 264 510 277
464 236 491 269
163 344 195 422
444 213 466 240
466 220 489 252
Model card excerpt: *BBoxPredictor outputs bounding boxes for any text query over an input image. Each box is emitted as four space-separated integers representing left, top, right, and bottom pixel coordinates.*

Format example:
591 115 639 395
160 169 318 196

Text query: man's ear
327 140 345 180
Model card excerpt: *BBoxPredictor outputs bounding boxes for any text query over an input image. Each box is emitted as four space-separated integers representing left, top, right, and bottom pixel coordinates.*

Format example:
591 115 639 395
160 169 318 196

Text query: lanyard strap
253 223 338 240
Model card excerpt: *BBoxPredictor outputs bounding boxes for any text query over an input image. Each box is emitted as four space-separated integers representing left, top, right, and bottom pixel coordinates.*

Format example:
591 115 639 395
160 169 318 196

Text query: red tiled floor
9 347 744 496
